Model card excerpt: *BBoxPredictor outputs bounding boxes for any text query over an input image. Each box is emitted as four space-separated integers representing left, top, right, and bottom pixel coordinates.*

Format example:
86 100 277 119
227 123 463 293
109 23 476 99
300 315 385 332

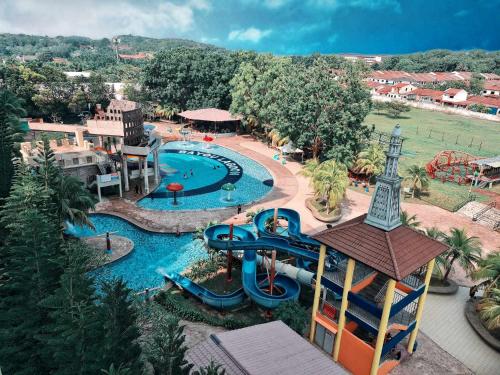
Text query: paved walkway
420 287 500 375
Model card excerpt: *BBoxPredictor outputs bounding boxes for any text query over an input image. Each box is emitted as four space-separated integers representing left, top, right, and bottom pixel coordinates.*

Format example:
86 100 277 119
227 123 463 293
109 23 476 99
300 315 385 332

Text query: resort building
27 99 161 195
308 125 449 375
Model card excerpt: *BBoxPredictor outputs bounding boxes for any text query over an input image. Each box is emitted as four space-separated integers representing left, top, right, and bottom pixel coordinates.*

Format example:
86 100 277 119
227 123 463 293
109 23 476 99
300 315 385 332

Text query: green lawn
363 108 499 210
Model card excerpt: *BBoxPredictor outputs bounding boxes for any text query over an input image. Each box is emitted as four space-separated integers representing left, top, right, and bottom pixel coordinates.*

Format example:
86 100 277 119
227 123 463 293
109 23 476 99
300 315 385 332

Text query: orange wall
352 272 378 293
378 360 400 375
338 329 374 375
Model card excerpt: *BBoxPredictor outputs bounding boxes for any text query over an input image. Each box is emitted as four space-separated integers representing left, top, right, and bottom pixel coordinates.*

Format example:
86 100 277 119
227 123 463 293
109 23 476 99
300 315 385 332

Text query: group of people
183 169 194 179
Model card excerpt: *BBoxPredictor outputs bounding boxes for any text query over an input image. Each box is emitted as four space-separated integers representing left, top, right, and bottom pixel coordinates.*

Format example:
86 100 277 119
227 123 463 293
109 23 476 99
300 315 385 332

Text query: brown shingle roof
312 214 448 280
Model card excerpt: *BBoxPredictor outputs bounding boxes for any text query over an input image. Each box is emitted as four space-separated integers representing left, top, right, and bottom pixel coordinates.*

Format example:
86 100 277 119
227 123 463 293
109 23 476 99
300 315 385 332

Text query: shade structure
166 182 184 205
179 108 241 122
221 183 236 191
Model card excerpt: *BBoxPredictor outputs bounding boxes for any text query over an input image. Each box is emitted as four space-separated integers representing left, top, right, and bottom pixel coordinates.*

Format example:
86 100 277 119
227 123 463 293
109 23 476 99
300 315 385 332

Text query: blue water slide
254 208 321 248
164 272 246 310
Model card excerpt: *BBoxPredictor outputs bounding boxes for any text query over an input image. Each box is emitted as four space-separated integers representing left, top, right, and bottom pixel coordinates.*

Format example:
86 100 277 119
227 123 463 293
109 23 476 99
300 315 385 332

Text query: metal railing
472 201 496 221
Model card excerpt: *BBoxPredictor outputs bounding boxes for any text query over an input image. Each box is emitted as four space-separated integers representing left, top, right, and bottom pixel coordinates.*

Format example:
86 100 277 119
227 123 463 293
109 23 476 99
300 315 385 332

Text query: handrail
472 201 496 221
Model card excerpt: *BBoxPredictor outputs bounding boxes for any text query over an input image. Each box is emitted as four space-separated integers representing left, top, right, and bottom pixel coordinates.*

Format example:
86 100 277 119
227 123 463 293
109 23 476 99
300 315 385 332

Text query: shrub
274 301 309 335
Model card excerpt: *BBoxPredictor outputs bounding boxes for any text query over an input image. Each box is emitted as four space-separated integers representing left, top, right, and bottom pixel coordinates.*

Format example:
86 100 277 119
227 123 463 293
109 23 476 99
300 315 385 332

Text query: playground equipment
425 150 481 185
165 208 321 310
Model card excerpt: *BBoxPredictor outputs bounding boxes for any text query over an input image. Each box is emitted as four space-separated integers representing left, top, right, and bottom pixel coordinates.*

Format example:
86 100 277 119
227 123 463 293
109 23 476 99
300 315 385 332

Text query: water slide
167 209 321 310
254 208 322 249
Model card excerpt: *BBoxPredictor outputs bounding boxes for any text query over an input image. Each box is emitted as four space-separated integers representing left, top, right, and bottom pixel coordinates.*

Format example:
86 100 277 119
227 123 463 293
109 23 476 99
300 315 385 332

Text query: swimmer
213 165 217 170
190 169 193 176
183 173 188 179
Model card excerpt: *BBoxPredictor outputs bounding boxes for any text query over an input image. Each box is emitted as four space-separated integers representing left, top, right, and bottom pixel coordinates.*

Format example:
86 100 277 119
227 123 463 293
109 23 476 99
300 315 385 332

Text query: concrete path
420 287 500 375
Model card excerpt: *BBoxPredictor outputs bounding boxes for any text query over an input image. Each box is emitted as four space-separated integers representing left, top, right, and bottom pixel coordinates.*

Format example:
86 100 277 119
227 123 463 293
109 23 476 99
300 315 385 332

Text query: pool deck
95 134 500 256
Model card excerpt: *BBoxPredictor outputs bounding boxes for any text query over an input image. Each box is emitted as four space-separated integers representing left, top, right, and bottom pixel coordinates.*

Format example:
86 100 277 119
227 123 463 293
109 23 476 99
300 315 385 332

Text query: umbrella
203 135 214 142
221 183 236 202
166 182 184 205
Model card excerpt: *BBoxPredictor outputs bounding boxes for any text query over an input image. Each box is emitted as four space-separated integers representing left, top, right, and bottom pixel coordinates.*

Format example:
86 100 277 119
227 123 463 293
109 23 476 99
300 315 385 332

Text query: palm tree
193 361 226 375
477 288 500 332
353 143 385 182
424 227 448 279
442 228 482 281
101 363 131 375
268 129 289 147
405 164 429 198
299 158 320 179
425 226 444 240
311 160 348 214
55 174 97 229
400 211 420 228
472 251 500 294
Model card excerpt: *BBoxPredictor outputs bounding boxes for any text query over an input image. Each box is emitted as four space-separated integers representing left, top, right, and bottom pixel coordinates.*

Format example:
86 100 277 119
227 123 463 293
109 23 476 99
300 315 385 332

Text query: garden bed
465 299 500 352
305 197 342 223
428 277 459 294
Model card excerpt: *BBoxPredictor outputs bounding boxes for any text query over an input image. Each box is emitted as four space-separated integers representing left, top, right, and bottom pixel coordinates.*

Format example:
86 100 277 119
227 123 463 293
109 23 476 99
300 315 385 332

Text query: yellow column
309 244 327 343
407 258 435 353
333 258 356 361
370 279 396 375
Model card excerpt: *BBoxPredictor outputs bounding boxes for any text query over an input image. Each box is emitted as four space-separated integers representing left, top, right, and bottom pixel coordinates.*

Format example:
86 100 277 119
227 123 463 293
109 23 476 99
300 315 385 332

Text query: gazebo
178 108 241 134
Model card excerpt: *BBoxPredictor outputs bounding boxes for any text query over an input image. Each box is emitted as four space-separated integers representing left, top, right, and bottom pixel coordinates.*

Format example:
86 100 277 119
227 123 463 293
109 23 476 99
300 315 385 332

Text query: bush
468 103 490 114
274 301 309 335
154 291 254 329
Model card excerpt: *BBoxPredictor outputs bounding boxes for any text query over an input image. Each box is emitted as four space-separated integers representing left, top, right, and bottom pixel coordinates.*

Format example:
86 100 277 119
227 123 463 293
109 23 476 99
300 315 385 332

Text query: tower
364 124 403 231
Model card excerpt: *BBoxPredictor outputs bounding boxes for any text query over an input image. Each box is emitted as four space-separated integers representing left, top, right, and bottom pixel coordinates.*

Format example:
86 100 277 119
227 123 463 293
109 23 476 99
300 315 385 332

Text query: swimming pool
137 141 273 210
67 214 207 291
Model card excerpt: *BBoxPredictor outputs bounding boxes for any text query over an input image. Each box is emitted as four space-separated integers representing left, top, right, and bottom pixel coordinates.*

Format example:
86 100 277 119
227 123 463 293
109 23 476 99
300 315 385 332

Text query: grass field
363 107 499 210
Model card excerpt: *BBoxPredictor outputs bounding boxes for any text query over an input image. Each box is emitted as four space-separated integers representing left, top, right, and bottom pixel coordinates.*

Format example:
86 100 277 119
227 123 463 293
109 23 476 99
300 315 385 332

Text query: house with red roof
441 88 468 106
403 88 444 103
482 80 500 97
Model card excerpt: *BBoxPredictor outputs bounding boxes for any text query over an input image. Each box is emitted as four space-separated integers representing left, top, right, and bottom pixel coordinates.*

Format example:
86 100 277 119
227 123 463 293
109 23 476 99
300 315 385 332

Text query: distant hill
0 33 217 58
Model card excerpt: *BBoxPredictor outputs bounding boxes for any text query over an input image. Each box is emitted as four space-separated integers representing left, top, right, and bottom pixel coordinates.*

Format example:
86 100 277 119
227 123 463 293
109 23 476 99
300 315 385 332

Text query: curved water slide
254 208 321 248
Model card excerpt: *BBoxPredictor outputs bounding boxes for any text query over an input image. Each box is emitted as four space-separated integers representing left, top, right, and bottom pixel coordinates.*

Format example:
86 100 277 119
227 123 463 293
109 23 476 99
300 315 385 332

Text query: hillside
0 33 216 58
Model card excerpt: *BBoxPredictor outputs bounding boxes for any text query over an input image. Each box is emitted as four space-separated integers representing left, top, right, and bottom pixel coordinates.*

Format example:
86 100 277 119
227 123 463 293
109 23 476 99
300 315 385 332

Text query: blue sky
1 0 499 54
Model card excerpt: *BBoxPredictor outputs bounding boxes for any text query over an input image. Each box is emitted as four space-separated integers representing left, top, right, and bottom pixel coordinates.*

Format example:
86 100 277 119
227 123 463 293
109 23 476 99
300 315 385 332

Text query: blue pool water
137 141 273 210
67 215 207 291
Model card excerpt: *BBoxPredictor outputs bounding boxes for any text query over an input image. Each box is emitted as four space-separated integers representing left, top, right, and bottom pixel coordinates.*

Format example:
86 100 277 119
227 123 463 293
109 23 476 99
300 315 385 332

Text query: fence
414 126 491 152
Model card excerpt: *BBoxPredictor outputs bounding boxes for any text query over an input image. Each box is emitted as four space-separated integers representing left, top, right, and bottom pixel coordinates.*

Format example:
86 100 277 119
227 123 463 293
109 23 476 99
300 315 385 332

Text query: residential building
441 88 468 104
404 88 444 103
482 80 500 96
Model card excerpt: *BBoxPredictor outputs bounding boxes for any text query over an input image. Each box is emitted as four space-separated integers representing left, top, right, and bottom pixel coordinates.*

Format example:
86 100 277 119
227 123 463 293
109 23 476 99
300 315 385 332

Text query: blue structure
165 208 320 310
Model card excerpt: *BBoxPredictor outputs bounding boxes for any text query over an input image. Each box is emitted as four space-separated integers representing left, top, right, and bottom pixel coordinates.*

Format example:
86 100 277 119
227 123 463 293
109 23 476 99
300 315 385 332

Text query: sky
0 0 499 55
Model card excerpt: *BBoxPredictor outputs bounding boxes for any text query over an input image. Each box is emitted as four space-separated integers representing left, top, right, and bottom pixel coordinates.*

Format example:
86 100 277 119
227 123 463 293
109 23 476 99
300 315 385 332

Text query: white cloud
0 0 210 39
308 0 400 11
228 27 272 43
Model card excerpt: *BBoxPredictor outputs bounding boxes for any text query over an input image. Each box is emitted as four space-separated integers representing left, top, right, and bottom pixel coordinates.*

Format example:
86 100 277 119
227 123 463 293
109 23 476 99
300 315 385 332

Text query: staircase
459 201 500 231
358 273 390 303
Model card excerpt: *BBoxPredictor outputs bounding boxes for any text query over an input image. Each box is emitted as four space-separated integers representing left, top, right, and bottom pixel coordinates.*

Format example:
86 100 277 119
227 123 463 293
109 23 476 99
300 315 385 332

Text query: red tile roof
312 214 448 280
466 96 500 108
444 88 464 95
407 88 444 99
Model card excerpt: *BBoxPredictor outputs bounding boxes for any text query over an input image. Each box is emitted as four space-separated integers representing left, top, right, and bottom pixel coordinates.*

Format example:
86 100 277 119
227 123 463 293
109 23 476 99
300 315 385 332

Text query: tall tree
442 228 482 281
42 240 104 375
273 58 371 162
230 54 292 133
0 89 26 199
404 164 429 198
98 279 143 374
353 143 385 181
0 165 64 374
146 317 193 375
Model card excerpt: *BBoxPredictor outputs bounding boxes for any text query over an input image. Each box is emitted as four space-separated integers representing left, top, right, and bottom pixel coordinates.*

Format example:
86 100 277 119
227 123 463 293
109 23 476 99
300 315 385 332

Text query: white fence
372 95 500 122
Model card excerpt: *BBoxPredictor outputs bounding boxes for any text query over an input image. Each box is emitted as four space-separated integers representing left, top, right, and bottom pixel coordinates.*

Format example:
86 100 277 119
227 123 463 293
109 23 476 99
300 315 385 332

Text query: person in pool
190 169 193 176
183 173 188 179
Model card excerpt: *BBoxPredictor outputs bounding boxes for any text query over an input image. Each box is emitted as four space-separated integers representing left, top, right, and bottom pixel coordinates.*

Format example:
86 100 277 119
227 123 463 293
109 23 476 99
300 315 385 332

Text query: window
86 156 93 164
72 158 79 165
58 160 65 167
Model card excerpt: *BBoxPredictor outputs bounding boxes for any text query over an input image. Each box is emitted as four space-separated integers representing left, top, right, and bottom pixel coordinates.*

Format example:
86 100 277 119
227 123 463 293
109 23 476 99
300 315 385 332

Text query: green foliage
101 363 132 375
404 164 429 198
193 361 227 375
230 54 293 133
468 103 490 114
472 251 500 293
274 301 309 335
385 100 411 118
155 291 254 329
379 49 500 75
246 207 265 223
145 316 193 375
477 288 500 332
0 89 26 199
98 279 143 374
353 143 385 179
442 228 482 281
184 255 225 281
273 58 372 163
303 159 348 214
400 211 420 228
143 47 240 110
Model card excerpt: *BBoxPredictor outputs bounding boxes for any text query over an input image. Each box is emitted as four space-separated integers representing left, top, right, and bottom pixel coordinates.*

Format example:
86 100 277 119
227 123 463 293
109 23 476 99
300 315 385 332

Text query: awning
178 108 241 122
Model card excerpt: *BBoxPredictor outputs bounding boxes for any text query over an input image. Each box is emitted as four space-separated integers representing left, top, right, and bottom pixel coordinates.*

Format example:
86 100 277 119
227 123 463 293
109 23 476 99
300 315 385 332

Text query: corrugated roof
312 214 449 281
187 321 347 375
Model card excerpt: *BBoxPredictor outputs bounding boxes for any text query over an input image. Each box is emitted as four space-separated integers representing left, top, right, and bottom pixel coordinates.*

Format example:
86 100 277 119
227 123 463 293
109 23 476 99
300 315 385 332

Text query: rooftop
187 321 347 375
179 108 241 122
312 213 448 280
